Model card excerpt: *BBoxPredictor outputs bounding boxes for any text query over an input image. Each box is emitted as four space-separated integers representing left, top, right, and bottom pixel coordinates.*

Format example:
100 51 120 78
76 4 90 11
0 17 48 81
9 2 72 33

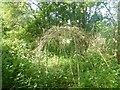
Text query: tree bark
117 2 120 64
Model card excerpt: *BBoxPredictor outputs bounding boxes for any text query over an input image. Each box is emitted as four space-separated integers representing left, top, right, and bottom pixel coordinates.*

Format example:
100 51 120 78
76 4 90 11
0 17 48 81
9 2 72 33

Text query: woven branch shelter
35 26 89 58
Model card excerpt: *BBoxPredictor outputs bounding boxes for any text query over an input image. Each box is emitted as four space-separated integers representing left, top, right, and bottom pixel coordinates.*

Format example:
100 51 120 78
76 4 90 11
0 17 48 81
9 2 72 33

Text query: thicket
2 1 120 89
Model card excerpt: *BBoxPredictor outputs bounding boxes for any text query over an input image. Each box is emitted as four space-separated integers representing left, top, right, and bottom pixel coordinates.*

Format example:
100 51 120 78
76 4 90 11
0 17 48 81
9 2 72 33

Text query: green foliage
2 34 119 88
2 1 119 89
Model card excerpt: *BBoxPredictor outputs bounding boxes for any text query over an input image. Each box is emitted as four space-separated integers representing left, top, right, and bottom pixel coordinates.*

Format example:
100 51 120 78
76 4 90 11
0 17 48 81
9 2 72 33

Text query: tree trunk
81 1 87 31
117 2 120 64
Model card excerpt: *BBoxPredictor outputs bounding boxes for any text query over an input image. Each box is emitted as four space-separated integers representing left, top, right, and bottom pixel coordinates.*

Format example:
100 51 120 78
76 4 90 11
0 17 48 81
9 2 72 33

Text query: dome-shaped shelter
35 26 89 59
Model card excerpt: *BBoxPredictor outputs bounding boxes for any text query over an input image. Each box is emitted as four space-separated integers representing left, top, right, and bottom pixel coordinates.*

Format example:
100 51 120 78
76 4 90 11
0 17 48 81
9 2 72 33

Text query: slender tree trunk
83 5 87 31
117 2 120 64
81 1 87 31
